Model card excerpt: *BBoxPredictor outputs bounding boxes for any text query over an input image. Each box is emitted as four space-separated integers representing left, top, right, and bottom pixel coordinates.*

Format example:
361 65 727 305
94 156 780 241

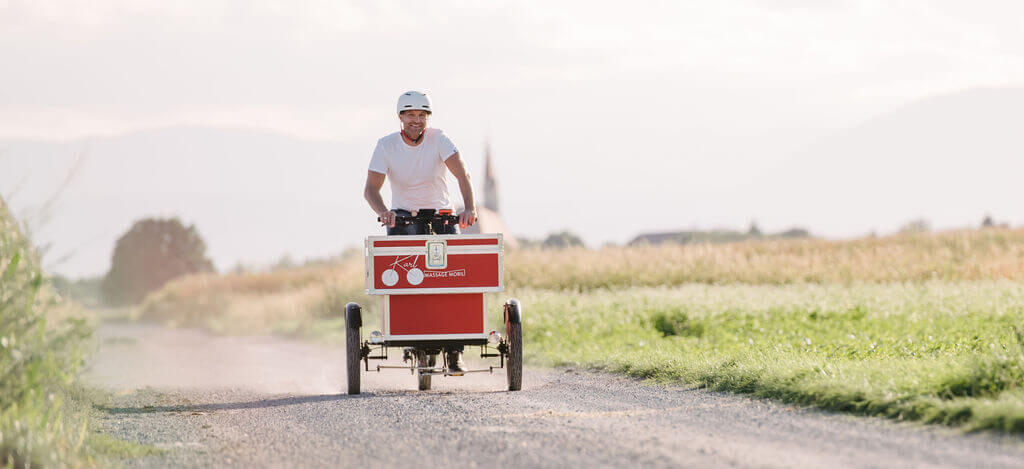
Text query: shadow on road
99 393 375 414
99 385 519 416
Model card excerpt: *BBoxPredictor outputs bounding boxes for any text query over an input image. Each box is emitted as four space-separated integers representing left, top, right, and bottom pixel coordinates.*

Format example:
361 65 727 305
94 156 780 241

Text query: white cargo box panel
365 234 504 295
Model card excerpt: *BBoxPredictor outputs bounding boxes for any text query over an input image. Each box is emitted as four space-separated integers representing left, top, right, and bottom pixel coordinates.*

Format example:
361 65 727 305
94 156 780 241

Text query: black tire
505 299 523 391
346 303 362 395
416 351 436 391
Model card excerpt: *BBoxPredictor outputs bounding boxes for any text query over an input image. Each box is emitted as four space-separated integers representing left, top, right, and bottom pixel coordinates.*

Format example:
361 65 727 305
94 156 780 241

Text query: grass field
518 282 1024 432
135 228 1024 432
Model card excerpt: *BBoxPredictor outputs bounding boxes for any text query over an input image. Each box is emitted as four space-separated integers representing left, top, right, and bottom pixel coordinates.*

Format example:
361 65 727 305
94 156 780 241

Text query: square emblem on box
426 240 447 269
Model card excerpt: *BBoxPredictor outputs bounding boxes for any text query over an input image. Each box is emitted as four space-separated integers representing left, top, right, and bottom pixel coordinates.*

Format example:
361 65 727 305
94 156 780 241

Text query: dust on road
86 323 1024 468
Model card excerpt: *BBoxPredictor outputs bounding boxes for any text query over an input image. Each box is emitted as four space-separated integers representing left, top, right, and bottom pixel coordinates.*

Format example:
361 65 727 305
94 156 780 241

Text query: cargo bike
345 210 523 394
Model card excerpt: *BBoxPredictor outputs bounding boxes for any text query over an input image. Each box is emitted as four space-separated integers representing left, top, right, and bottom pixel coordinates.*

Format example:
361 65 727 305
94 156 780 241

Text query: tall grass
136 263 369 336
138 228 1024 333
1 199 90 466
506 228 1024 289
135 229 1024 335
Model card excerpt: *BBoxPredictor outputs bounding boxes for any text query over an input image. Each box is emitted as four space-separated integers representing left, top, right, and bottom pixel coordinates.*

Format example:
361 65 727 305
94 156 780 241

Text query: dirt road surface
86 323 1024 468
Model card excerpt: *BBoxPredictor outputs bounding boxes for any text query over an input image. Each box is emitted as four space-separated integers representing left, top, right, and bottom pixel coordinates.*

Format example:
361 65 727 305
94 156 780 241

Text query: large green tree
102 217 214 305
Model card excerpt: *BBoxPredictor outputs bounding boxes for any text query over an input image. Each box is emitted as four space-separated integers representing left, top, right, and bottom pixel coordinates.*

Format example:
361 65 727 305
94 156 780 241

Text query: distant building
462 142 518 248
629 230 749 246
629 232 694 245
629 228 811 246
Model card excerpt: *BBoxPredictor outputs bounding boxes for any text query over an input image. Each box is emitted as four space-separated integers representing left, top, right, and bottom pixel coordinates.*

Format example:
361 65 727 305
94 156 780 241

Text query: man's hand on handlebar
377 210 467 230
378 210 397 227
458 208 477 229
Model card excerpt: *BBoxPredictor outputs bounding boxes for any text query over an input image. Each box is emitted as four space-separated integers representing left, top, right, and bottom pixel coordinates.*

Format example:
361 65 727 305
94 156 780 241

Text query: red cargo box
366 234 504 342
365 234 504 295
383 293 486 340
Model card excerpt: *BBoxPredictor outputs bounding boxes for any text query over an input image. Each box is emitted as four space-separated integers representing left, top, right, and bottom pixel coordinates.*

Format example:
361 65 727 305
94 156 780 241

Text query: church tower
483 142 500 213
463 141 517 248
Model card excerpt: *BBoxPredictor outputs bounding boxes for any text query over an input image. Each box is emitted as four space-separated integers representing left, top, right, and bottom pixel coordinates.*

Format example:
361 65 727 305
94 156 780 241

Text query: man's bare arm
444 152 477 228
364 170 395 227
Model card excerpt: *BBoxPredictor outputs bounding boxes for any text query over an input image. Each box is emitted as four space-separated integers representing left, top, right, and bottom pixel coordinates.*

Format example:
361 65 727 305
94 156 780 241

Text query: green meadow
137 228 1024 432
517 282 1024 431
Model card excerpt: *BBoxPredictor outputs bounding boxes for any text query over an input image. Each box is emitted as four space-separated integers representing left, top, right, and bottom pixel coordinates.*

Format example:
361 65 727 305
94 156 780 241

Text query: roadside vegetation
520 282 1024 432
136 261 367 338
0 199 157 466
1 200 91 466
134 227 1024 432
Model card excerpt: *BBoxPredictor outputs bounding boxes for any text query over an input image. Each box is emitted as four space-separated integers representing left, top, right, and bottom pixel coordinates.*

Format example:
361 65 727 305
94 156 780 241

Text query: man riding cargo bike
348 91 523 393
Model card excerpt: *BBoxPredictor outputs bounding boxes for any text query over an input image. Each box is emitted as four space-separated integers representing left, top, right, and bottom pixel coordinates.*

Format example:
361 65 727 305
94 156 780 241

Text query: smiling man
363 90 478 373
364 91 477 232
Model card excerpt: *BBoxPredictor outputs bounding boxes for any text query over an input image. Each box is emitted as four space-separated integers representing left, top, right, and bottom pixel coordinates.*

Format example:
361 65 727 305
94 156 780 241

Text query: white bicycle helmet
397 91 432 114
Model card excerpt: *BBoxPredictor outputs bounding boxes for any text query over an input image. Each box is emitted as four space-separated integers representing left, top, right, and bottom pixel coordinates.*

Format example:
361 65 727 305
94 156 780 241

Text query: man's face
399 110 429 136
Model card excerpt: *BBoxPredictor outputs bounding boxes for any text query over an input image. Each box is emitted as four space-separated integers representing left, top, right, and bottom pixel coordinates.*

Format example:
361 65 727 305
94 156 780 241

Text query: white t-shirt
368 128 459 210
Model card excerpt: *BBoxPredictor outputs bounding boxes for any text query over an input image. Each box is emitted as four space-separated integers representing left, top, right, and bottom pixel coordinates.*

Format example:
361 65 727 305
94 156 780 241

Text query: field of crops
136 228 1024 431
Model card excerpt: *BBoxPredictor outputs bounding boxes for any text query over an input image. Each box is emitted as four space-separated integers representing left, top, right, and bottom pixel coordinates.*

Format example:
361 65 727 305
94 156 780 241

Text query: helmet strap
401 129 424 144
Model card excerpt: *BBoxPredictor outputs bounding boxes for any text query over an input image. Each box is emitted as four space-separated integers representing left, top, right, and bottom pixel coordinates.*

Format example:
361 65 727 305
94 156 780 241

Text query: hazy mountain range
752 87 1024 237
1 128 373 277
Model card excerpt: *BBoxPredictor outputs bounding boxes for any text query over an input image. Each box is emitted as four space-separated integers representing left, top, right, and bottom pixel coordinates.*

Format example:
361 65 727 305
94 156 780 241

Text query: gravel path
86 323 1024 468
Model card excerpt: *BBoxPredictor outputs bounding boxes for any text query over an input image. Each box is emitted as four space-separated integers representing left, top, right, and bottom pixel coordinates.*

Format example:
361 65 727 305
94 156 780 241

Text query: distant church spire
483 142 500 213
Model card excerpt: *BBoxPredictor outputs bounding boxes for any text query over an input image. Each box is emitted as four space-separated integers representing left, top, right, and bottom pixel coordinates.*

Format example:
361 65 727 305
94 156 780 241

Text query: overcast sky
3 1 1024 276
4 1 1023 140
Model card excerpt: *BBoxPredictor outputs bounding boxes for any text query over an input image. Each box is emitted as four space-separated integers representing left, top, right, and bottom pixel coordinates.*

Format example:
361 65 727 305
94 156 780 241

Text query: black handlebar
377 210 459 226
